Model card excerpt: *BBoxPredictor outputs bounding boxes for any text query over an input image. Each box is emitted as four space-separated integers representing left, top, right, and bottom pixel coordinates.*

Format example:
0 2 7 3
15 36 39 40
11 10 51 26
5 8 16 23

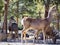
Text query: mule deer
21 5 57 43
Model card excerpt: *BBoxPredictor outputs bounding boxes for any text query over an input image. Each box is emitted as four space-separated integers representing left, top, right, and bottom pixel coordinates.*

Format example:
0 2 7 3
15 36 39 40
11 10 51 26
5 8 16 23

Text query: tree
16 0 19 25
4 0 9 33
44 0 50 18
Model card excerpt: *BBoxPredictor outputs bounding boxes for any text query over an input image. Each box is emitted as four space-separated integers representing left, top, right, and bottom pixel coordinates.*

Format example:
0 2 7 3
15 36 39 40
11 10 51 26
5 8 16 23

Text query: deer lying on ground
21 5 57 43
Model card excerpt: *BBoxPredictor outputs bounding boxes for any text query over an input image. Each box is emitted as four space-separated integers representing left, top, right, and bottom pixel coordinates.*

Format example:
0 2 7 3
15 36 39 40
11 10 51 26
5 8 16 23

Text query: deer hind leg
42 29 46 44
35 30 41 40
35 30 38 40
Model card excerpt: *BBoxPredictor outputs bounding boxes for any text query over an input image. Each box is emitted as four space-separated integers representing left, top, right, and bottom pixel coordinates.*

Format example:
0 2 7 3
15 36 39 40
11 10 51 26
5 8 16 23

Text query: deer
21 5 57 43
8 16 18 39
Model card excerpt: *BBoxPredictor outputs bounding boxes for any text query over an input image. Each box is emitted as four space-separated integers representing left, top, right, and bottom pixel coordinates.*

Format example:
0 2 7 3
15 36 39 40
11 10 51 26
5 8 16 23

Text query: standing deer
21 5 57 43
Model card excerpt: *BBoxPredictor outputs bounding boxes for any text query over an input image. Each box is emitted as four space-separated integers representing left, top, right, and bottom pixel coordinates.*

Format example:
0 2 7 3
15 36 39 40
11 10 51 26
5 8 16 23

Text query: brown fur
21 5 57 43
22 17 50 43
45 26 55 39
22 17 56 43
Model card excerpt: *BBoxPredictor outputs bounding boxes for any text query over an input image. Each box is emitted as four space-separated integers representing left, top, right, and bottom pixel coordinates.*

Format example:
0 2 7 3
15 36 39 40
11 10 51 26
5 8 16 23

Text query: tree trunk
44 0 50 18
4 0 9 33
45 4 49 18
16 17 18 25
39 11 41 18
0 14 1 22
16 1 19 25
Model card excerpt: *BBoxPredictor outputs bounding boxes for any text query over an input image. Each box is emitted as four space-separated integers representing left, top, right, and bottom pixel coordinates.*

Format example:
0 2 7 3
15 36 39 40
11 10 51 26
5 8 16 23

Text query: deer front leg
21 29 25 40
21 29 26 43
22 28 29 40
22 30 26 40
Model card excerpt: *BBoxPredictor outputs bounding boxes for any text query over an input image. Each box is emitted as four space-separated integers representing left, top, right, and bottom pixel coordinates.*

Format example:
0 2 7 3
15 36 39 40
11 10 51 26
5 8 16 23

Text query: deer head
47 5 57 22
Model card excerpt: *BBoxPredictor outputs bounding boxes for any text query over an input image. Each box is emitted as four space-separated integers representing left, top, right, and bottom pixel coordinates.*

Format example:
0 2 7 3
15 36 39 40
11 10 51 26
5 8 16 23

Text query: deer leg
22 28 30 39
42 29 46 44
22 28 31 43
21 29 26 43
35 30 38 40
22 31 26 40
22 30 26 39
35 30 40 40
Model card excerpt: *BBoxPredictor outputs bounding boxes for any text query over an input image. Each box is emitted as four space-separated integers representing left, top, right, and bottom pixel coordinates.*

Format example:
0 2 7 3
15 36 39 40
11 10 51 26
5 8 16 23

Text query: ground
0 30 60 45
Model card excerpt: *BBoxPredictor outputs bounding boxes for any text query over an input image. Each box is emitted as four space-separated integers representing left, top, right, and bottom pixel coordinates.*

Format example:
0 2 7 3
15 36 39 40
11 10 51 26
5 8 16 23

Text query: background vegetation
0 0 60 31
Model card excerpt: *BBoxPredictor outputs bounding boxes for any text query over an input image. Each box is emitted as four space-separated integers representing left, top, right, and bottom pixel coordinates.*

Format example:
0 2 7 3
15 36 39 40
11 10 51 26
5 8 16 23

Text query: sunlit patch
50 23 53 27
41 14 45 19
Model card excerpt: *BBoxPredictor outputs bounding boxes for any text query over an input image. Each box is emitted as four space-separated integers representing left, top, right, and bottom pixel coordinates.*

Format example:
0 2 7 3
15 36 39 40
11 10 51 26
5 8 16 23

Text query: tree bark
0 14 1 22
16 17 18 25
4 0 9 33
45 4 49 18
44 0 50 18
16 1 19 25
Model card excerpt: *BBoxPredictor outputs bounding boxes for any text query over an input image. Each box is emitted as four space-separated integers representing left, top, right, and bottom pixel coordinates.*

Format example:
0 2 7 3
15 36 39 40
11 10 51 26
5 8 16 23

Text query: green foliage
0 0 4 6
0 0 4 13
0 0 60 30
0 6 3 12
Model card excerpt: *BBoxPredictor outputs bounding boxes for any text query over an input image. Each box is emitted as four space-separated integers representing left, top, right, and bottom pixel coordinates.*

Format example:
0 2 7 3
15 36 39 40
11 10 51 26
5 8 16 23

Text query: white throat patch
21 18 25 25
21 17 28 25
